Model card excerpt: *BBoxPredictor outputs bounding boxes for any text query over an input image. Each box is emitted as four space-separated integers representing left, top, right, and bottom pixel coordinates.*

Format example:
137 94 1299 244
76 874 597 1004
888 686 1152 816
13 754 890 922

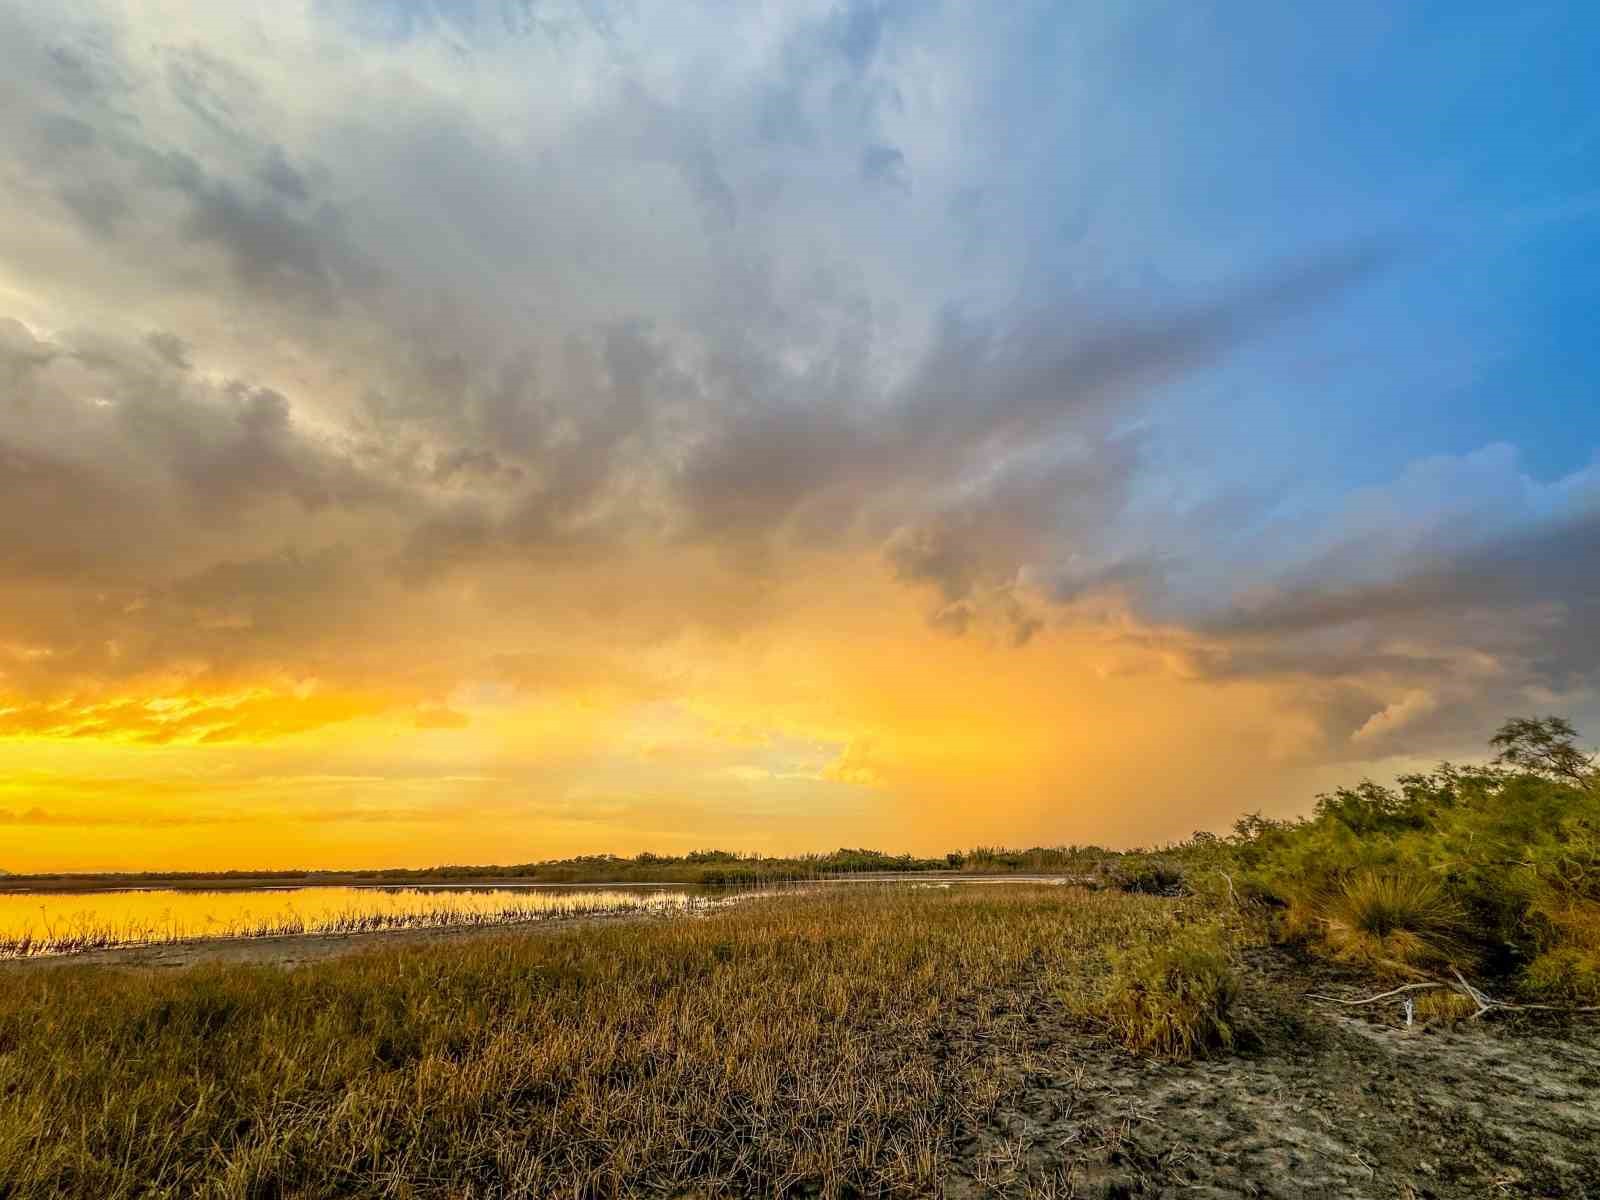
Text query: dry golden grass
0 884 1180 1199
1410 989 1481 1024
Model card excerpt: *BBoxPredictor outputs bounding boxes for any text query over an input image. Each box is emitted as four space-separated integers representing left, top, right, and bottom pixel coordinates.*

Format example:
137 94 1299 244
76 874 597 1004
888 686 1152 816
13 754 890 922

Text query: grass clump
1308 870 1469 976
1411 989 1482 1024
1087 922 1239 1060
1523 945 1600 1004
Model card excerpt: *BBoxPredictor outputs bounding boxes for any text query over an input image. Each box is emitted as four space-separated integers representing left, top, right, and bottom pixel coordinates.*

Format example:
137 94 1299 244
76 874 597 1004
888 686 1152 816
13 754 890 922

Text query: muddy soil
948 947 1600 1199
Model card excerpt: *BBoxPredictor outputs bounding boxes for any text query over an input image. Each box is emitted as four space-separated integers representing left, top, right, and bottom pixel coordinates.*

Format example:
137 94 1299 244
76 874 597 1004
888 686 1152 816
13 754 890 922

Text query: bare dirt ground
948 946 1600 1199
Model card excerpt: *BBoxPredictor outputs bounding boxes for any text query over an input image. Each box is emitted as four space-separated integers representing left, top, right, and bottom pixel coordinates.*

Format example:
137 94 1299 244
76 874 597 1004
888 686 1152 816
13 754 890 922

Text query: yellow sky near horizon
3 558 1387 873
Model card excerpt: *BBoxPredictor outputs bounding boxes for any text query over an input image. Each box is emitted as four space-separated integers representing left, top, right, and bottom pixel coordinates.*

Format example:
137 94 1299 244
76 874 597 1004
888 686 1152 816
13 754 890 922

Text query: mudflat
944 945 1600 1198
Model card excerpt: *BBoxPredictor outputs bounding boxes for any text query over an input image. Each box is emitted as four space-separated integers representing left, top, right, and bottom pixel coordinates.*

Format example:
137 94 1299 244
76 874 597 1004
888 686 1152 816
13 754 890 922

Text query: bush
1089 923 1239 1060
1201 717 1600 1004
1523 946 1600 1005
1520 899 1600 1003
1307 870 1470 976
1108 855 1187 896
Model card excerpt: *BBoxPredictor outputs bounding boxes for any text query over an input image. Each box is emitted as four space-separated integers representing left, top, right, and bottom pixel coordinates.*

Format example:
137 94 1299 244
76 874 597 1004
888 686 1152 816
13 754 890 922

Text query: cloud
0 687 394 746
0 0 1595 866
0 806 243 827
1351 690 1439 744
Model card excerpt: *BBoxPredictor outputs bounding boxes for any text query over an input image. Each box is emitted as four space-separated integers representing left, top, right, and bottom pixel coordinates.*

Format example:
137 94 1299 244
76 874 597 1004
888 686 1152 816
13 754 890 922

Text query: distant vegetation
2 845 1095 891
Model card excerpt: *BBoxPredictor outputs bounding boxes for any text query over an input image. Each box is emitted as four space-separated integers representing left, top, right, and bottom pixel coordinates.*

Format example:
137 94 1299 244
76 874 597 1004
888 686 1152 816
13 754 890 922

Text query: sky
2 0 1598 871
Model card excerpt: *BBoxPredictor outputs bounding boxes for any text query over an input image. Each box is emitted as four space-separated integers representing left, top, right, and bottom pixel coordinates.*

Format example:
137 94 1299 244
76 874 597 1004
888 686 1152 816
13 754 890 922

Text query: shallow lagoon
0 885 708 957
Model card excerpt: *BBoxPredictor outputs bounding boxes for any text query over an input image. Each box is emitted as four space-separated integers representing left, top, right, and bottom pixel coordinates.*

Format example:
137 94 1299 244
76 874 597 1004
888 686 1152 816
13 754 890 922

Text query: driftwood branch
1451 967 1494 1018
1306 981 1442 1006
1218 871 1241 907
1308 972 1600 1018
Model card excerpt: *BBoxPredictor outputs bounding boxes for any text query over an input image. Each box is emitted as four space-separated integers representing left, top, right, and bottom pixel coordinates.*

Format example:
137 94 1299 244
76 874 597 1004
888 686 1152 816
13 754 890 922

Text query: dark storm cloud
0 440 146 581
1209 507 1600 671
0 321 406 613
257 146 311 202
431 447 524 486
56 178 130 234
0 0 1402 652
145 331 193 370
159 155 374 312
671 244 1393 596
861 144 907 189
373 240 1367 586
394 505 497 584
173 547 360 636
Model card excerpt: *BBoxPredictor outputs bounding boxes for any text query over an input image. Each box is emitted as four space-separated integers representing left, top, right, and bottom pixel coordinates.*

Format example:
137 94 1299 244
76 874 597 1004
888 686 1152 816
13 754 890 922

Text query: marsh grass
0 885 1179 1199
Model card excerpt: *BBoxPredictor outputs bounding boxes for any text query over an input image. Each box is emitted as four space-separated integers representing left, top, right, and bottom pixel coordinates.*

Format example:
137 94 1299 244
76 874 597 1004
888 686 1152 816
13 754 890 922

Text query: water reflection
0 886 710 957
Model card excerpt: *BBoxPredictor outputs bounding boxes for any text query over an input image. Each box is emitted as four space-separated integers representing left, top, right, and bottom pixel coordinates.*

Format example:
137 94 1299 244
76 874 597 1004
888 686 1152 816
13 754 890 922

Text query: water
0 885 711 957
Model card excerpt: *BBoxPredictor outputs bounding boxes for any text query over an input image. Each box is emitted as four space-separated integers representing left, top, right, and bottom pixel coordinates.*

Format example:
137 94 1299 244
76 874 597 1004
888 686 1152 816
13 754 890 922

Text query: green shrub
1108 855 1186 896
1522 946 1600 1005
1203 717 1600 1003
1089 923 1239 1060
1519 899 1600 1003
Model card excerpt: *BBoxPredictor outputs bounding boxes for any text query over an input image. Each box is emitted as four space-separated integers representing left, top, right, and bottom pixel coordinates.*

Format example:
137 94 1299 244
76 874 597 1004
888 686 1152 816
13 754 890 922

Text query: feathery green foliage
1167 715 1600 1003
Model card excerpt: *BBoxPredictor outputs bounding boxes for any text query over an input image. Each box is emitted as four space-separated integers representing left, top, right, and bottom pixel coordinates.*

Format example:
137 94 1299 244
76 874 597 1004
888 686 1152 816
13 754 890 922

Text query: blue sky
1009 1 1600 482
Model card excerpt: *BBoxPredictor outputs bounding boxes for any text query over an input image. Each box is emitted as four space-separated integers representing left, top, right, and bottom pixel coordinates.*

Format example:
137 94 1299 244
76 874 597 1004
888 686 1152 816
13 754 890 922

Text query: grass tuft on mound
1087 922 1239 1060
1309 870 1471 976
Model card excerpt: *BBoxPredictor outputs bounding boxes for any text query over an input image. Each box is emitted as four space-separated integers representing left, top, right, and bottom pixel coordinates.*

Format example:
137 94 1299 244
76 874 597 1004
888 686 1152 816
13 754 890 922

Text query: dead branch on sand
1308 971 1600 1019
